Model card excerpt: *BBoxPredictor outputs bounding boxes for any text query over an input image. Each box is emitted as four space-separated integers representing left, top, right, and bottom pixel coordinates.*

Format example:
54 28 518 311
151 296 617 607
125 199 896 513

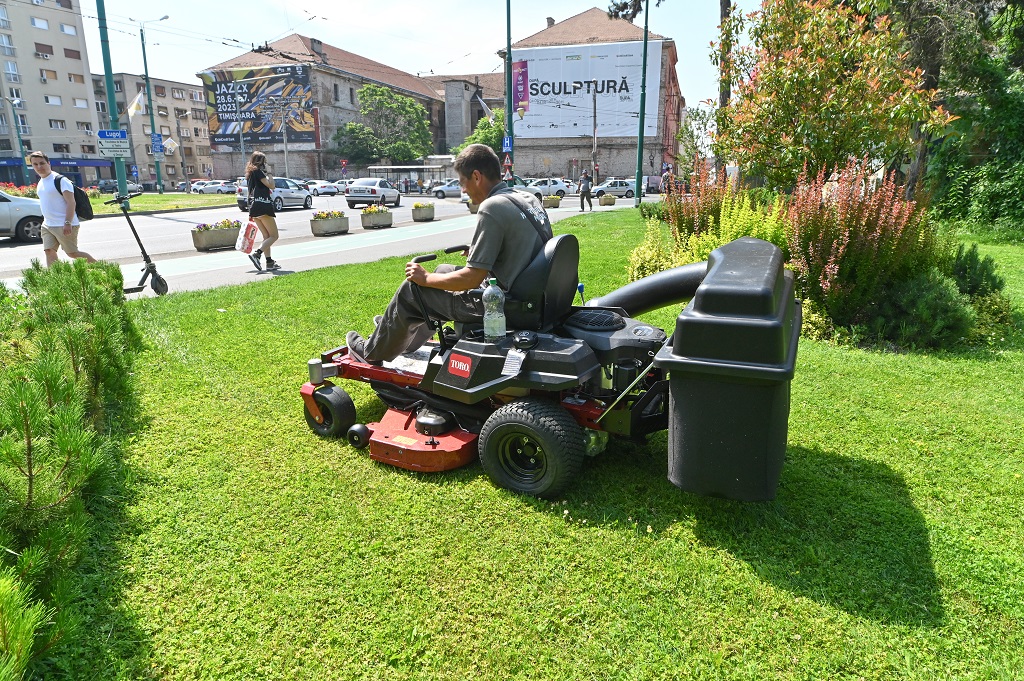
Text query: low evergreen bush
869 269 976 349
950 243 1005 297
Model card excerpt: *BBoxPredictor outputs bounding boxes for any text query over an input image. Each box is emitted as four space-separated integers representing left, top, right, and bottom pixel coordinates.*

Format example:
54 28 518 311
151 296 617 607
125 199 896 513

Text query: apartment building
92 74 213 190
0 0 104 187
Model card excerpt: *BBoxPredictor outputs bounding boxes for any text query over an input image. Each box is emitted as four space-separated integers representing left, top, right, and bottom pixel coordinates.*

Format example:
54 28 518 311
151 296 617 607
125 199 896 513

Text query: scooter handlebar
103 191 144 205
444 244 469 254
411 254 437 264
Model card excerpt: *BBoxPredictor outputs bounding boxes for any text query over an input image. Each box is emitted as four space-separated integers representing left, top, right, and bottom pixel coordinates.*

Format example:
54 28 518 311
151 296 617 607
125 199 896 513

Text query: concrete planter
360 212 394 229
411 206 435 222
310 216 349 236
599 194 617 206
542 196 561 209
467 202 479 214
191 227 240 252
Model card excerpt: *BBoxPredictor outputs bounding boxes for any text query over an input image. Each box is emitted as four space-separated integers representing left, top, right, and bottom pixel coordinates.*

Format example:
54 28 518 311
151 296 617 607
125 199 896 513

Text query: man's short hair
454 144 501 183
28 150 49 163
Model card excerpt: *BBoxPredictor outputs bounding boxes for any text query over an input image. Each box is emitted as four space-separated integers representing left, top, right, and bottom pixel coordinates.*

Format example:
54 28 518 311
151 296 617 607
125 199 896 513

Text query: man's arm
61 188 76 234
406 263 487 291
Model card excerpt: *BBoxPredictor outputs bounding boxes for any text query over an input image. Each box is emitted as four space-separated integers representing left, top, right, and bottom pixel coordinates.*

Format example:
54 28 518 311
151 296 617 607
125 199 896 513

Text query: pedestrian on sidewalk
579 171 593 212
245 151 282 271
29 151 97 267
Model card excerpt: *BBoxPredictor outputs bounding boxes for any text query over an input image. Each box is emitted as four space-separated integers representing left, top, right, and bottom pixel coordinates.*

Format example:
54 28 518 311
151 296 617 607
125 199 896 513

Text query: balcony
17 125 31 135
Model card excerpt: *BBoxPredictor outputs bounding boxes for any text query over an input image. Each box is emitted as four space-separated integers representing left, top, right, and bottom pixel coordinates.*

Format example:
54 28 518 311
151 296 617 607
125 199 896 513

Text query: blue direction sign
150 133 163 154
97 129 128 140
131 165 138 178
502 136 513 153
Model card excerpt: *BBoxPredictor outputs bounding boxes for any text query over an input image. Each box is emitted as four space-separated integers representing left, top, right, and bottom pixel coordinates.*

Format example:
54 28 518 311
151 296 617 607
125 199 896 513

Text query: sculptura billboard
509 41 663 139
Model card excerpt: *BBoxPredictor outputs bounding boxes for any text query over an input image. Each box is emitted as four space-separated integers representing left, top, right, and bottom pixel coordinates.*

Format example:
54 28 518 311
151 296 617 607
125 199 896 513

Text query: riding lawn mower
300 235 801 501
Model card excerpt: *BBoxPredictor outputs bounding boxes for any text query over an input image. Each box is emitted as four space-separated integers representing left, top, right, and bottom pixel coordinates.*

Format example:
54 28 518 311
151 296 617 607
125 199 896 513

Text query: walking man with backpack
29 151 96 267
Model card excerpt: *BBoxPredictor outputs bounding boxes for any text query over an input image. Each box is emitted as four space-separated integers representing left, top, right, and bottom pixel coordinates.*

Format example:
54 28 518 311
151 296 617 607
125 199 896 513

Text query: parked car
236 177 314 211
524 178 570 199
593 179 636 198
345 178 401 208
304 180 341 196
0 189 44 242
190 180 211 193
97 179 143 194
197 180 237 194
433 179 462 199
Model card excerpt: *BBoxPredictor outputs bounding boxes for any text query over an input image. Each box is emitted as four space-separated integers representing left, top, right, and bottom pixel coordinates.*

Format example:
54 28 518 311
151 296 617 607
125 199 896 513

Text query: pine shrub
869 269 976 349
950 243 1005 297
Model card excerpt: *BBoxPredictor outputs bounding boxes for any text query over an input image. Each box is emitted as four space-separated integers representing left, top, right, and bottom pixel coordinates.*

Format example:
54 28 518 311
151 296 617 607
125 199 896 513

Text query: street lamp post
132 14 168 193
3 97 27 185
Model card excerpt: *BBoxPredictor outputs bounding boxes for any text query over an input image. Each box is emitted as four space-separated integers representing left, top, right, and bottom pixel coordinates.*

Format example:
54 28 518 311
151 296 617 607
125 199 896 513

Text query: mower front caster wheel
304 386 356 438
478 398 586 499
346 423 371 449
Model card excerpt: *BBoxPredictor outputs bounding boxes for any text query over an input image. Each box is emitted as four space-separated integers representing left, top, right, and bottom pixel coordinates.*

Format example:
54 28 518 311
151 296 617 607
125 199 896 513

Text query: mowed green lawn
91 192 236 215
56 212 1022 679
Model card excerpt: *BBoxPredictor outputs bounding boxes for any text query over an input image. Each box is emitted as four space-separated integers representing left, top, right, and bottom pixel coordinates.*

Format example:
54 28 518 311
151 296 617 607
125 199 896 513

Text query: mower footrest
368 409 477 473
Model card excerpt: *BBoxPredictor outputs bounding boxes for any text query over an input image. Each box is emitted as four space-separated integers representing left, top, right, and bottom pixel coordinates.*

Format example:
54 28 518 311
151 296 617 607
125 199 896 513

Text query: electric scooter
104 192 168 296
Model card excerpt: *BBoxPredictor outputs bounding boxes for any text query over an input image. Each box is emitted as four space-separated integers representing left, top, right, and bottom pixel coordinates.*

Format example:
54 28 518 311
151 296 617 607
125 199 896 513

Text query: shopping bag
235 220 259 254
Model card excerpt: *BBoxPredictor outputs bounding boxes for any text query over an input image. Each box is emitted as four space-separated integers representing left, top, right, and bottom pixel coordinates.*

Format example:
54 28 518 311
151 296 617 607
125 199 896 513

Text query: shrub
968 291 1016 346
626 220 675 281
786 159 939 327
868 269 976 349
662 158 728 245
637 202 665 222
950 243 1005 297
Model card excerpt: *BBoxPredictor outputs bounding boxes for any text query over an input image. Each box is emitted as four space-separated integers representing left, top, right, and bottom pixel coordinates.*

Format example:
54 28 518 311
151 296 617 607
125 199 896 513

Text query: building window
49 119 66 129
0 140 10 151
155 85 166 97
180 127 191 138
191 108 206 121
57 0 72 8
60 24 77 36
34 43 54 57
76 121 92 131
68 73 84 84
0 34 14 57
113 81 122 92
44 95 62 105
63 48 81 60
0 7 9 30
73 98 87 108
174 108 187 118
166 166 176 176
171 88 185 99
157 106 168 117
95 101 106 114
52 143 70 153
160 125 170 135
31 17 49 30
189 90 202 101
333 83 339 102
147 165 155 176
40 68 56 81
145 145 152 154
4 61 19 83
136 82 145 92
142 125 152 134
81 144 95 154
350 87 355 105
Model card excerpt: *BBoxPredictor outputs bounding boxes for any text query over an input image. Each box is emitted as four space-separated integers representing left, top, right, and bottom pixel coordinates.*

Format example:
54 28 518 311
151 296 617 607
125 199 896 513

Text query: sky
80 0 757 108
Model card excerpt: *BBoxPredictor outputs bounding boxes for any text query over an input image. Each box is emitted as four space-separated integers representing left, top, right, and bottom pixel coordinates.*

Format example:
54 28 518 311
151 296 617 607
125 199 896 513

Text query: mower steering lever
412 254 437 264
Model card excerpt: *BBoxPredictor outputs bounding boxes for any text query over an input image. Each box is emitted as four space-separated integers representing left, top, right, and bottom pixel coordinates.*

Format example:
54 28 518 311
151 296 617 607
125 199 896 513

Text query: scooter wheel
346 423 371 449
304 386 356 438
151 273 169 296
478 398 585 499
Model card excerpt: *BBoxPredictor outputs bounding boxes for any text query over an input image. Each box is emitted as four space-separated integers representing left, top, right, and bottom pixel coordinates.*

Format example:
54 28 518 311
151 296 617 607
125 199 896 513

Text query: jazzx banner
510 41 662 139
200 65 315 149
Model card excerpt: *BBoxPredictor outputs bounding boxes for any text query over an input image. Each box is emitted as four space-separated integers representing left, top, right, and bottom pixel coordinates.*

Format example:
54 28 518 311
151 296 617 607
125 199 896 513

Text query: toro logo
448 353 472 378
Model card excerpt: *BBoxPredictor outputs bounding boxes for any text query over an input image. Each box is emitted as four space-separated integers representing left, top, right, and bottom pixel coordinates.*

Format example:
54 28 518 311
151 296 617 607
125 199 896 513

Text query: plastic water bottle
482 277 506 342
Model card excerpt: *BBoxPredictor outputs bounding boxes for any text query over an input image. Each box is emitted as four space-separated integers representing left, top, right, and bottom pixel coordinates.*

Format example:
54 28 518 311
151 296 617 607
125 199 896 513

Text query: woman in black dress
245 150 281 271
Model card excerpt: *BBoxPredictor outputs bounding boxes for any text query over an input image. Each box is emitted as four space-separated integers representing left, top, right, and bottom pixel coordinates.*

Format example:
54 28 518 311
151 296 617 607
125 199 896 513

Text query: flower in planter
362 204 390 214
312 210 346 220
412 202 434 209
193 218 242 232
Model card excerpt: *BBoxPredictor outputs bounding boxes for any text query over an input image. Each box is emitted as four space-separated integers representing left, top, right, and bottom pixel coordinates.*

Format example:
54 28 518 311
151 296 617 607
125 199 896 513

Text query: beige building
92 74 213 190
0 0 104 186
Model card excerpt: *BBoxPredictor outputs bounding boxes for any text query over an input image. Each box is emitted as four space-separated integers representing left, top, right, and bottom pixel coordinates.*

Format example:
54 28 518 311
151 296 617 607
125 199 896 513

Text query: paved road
0 195 642 295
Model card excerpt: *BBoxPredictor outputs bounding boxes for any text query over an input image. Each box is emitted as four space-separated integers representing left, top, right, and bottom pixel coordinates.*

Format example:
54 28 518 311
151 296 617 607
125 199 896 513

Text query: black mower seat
454 233 580 335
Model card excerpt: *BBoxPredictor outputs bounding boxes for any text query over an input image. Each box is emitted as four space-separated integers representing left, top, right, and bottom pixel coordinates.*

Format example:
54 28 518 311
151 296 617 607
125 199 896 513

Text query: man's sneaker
248 249 263 271
345 330 380 365
265 258 282 271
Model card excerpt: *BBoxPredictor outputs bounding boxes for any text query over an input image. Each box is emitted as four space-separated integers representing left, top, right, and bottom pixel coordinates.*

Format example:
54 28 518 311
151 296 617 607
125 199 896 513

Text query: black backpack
52 173 94 222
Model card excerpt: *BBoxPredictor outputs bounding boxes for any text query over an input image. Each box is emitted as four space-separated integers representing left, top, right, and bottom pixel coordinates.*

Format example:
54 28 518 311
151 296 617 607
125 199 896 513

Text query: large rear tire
478 398 585 499
304 386 357 438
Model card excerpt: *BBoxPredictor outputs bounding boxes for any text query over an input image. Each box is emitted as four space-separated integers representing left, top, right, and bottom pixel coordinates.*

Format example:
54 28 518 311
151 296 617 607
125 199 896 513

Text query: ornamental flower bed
412 202 435 222
360 204 393 228
310 210 349 236
191 218 242 251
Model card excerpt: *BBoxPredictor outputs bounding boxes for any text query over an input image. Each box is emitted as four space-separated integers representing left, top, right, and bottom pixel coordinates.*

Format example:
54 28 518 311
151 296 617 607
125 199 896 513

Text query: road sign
131 165 138 175
153 152 165 162
97 129 128 140
502 136 513 153
98 147 128 159
502 169 512 181
502 154 512 167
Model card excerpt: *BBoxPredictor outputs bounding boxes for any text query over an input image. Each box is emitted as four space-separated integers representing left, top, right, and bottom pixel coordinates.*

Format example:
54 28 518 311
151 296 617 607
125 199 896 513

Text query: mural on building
511 41 663 139
200 65 315 149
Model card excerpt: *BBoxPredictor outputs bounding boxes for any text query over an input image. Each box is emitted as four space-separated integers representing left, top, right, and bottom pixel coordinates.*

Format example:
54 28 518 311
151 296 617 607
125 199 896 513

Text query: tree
330 84 432 164
714 0 953 189
452 110 506 156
